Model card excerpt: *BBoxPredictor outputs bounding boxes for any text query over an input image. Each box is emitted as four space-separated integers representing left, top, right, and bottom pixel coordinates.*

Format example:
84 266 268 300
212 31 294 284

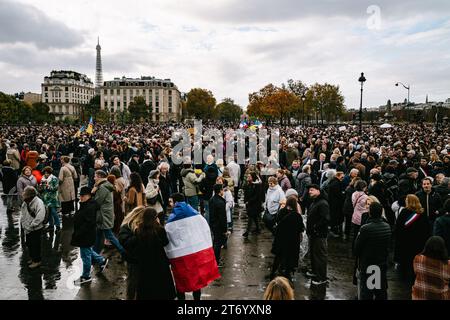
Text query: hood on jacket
297 172 309 180
99 180 115 192
181 168 194 178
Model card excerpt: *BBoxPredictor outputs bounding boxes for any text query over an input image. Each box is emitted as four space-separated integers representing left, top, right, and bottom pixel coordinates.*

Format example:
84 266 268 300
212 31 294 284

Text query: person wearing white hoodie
223 180 235 232
264 176 286 233
226 156 240 202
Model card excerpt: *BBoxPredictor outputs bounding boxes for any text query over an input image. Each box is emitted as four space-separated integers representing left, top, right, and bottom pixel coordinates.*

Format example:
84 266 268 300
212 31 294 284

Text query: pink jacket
352 191 368 226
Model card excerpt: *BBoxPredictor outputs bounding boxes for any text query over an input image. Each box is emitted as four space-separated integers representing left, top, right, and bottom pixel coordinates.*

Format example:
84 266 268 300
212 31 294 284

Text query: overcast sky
1 0 449 109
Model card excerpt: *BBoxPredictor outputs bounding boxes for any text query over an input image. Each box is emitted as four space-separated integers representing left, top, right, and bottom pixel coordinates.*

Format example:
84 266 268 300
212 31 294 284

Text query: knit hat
285 189 299 198
79 187 92 196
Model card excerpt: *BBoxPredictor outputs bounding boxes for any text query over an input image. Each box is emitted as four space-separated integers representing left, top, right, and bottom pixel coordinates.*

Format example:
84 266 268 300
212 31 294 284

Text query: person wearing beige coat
59 156 78 215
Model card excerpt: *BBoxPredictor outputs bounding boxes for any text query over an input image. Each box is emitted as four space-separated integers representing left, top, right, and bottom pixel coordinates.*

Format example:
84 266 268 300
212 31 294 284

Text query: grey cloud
0 0 84 49
0 45 94 73
180 0 450 24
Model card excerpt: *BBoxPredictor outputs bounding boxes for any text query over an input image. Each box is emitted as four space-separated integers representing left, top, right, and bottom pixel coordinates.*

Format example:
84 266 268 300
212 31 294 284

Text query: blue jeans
48 207 60 227
187 196 199 212
80 247 104 278
94 228 125 256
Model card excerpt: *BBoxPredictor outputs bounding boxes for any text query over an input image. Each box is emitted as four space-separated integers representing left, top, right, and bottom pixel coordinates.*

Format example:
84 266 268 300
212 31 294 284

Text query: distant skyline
1 0 449 109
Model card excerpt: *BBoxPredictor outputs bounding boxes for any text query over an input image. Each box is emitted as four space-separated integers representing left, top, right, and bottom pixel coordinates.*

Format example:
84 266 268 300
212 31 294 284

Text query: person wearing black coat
0 160 18 213
354 202 391 300
394 195 431 284
415 177 443 225
71 187 108 283
200 166 218 223
140 155 156 187
433 199 450 258
271 198 305 281
306 184 330 284
131 207 175 300
128 155 140 174
433 178 449 204
325 173 345 236
397 168 419 200
243 173 263 237
209 184 228 264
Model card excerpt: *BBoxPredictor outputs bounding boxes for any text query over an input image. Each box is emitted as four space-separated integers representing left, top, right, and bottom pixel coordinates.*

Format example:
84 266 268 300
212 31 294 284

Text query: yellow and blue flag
86 116 94 135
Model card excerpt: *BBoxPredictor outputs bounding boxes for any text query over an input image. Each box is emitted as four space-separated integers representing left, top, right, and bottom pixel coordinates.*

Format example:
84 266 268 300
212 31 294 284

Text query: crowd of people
0 121 449 300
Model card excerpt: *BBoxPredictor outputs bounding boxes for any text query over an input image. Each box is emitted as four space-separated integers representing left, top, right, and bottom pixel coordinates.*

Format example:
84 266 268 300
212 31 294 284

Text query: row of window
105 81 174 88
45 99 89 104
44 86 92 93
103 89 171 95
108 107 174 114
50 105 79 114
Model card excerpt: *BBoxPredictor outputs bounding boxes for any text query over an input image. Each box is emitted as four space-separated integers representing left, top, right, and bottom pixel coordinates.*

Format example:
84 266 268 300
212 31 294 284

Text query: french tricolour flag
164 202 220 293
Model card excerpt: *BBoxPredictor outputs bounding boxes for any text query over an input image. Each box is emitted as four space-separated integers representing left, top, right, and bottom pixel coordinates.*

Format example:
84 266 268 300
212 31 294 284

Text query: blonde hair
263 277 294 300
405 194 424 214
367 195 380 205
122 206 146 233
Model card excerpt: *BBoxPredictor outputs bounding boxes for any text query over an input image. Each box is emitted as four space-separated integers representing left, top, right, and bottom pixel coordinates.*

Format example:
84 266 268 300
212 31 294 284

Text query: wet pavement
0 191 411 300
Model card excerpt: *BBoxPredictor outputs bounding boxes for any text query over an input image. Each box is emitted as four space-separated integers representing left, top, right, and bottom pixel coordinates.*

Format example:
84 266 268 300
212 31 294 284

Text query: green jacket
94 180 115 230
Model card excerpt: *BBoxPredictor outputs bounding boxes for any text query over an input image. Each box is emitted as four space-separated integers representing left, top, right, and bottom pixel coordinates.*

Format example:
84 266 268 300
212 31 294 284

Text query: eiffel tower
95 37 103 96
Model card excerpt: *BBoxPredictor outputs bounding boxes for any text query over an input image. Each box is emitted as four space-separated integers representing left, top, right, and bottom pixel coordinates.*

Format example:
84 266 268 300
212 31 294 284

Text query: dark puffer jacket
354 217 392 269
71 199 100 247
306 193 330 238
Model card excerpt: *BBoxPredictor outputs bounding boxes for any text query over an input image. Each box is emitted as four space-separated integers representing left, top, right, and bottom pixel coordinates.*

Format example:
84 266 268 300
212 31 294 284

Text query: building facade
41 70 95 120
23 92 42 105
100 76 182 122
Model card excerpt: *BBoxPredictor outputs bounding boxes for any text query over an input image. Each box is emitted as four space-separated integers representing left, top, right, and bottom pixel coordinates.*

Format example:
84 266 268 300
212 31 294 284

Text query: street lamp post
301 93 306 127
395 82 410 121
358 72 366 135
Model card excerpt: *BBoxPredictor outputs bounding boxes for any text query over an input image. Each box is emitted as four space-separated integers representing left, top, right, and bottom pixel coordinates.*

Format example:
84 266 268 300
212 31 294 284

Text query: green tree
215 98 243 122
307 83 345 124
96 109 111 124
283 79 308 123
186 88 216 120
31 102 54 123
128 96 150 122
0 92 21 124
83 95 101 121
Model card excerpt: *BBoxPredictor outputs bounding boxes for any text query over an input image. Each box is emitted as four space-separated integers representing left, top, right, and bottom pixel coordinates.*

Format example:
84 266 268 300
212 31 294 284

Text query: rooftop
44 70 93 84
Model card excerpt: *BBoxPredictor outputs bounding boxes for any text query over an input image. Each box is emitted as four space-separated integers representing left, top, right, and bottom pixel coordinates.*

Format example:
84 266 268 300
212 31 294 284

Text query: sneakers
29 261 41 269
242 231 249 238
305 271 317 279
99 258 109 273
74 277 92 285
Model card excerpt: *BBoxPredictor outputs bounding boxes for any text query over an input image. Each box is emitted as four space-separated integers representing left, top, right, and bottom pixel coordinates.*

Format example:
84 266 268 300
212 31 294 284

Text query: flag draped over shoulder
164 202 220 293
86 116 94 135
